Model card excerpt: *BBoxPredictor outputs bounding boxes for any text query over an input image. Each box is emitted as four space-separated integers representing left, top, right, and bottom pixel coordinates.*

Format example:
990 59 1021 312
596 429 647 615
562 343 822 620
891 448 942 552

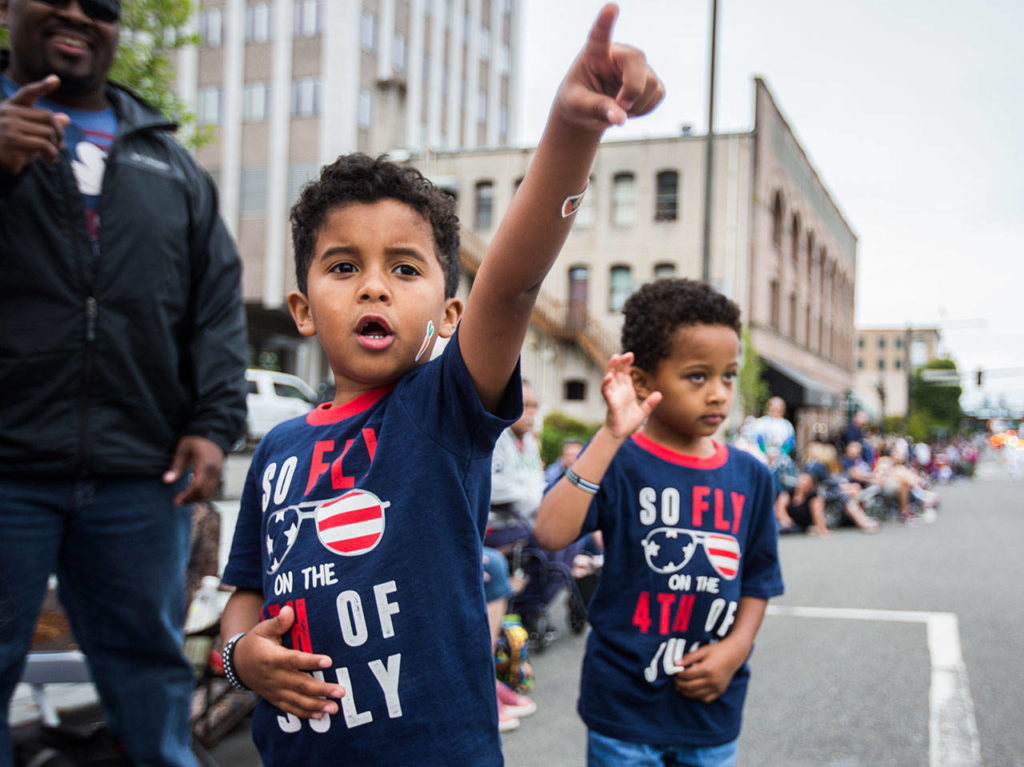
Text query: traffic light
976 369 983 387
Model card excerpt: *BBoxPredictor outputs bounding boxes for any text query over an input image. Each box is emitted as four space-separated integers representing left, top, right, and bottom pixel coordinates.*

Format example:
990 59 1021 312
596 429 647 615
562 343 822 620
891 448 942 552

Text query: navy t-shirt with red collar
575 433 784 747
223 334 520 766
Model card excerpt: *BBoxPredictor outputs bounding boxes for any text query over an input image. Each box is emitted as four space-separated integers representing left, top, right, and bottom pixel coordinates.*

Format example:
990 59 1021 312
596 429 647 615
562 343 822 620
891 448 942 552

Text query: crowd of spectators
736 404 981 538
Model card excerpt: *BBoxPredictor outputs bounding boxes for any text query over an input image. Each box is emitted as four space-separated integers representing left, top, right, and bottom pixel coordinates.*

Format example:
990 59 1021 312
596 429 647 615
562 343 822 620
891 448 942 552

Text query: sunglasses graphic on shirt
38 0 121 23
265 490 390 574
641 527 740 580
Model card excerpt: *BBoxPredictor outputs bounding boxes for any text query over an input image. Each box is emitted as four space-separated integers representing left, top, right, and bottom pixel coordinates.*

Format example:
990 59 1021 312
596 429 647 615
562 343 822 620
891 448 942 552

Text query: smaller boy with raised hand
535 278 784 767
218 5 662 765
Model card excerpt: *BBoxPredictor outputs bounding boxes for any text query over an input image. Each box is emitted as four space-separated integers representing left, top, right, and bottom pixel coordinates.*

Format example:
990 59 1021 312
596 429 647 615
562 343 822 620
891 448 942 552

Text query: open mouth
358 318 392 339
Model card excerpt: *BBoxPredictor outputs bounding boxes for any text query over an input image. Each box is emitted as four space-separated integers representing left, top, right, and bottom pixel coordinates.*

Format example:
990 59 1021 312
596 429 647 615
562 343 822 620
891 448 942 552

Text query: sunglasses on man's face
37 0 121 24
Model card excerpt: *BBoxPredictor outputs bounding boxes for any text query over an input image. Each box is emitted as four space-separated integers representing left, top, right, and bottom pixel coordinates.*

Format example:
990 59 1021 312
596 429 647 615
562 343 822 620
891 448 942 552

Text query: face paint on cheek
414 320 435 362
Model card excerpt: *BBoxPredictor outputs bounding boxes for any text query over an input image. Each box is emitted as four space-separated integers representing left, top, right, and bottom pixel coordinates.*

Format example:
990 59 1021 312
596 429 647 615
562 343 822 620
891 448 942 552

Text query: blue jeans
0 477 198 767
588 729 739 767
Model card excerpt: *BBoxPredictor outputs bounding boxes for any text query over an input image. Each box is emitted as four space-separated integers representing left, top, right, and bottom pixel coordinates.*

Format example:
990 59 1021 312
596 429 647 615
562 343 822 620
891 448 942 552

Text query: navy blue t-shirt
224 336 520 765
576 434 784 747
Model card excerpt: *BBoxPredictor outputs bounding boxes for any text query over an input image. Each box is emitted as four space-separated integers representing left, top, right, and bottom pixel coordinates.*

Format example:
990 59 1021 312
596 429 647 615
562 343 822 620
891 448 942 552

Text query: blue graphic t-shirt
1 76 116 244
223 333 520 766
576 435 784 747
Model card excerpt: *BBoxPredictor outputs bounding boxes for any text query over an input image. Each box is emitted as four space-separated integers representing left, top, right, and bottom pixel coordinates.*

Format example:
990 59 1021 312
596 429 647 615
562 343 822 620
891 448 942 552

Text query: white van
245 369 317 442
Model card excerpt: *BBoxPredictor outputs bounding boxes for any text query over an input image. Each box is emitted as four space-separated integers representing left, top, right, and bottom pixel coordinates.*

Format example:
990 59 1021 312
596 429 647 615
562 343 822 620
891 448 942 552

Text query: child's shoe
497 680 537 718
497 698 520 733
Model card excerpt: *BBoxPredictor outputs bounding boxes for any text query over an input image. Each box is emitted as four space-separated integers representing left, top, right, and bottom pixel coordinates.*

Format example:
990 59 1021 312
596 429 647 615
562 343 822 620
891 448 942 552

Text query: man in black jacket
0 1 246 764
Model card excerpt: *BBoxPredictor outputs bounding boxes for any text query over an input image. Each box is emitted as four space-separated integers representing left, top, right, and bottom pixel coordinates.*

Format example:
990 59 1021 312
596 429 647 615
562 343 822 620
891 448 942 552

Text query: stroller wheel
525 612 557 653
568 598 587 634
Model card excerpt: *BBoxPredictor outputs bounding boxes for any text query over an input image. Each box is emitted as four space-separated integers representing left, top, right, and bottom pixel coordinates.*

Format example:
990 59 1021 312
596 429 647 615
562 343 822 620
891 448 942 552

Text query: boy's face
631 324 739 453
287 199 462 403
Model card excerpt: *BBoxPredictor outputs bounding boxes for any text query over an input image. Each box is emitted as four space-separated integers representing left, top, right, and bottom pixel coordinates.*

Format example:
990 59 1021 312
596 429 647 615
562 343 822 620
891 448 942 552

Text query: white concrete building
424 79 858 449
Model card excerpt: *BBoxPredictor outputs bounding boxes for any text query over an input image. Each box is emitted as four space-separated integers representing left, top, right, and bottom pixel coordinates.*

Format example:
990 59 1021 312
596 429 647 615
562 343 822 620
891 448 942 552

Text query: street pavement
14 449 1023 765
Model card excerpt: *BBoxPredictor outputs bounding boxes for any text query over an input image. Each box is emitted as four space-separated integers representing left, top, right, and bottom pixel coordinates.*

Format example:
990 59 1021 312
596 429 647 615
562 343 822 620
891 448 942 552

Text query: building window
393 33 407 71
199 9 222 46
477 90 487 124
878 359 885 371
654 263 676 279
654 170 678 222
878 338 886 349
288 163 319 205
480 27 491 60
243 81 269 122
360 11 377 52
788 292 797 338
564 379 587 401
858 337 864 348
574 175 595 228
357 89 373 129
245 2 271 42
611 172 636 227
771 190 784 248
857 359 864 369
895 359 902 370
196 87 221 124
474 181 494 230
790 212 801 266
895 337 903 348
769 279 780 329
294 0 322 36
291 78 321 117
609 265 632 312
240 167 268 215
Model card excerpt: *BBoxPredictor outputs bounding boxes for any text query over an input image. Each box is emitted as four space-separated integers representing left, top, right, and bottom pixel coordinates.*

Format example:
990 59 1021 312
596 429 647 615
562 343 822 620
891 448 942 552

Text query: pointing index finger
7 75 61 107
584 3 619 58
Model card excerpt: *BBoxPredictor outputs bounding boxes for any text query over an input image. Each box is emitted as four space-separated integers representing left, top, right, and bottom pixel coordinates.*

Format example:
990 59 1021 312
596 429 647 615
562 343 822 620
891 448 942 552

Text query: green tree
2 0 208 146
737 325 770 417
908 357 963 439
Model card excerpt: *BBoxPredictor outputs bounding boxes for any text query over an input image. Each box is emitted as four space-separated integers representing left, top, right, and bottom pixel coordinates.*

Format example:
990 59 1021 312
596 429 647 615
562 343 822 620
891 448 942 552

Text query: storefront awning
762 358 843 409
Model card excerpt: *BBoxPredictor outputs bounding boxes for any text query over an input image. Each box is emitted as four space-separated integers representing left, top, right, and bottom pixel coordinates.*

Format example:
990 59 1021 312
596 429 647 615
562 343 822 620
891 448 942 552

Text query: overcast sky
514 0 1024 410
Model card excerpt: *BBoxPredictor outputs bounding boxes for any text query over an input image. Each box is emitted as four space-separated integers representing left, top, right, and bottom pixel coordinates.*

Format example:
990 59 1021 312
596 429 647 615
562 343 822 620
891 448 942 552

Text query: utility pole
701 0 718 283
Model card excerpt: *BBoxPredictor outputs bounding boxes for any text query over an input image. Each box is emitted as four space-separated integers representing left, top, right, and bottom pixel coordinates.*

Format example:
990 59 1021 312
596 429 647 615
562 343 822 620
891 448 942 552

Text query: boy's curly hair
621 278 742 371
290 153 460 297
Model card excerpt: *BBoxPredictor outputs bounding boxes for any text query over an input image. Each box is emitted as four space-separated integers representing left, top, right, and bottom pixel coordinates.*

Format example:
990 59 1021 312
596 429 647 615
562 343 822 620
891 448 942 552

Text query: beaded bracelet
564 466 600 495
221 632 250 691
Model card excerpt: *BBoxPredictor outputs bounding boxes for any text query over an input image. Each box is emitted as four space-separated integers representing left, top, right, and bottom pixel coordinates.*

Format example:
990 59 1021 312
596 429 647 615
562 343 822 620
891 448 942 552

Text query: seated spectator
801 461 880 534
775 471 831 537
840 440 875 490
482 547 536 733
545 438 583 484
874 449 939 522
487 382 580 644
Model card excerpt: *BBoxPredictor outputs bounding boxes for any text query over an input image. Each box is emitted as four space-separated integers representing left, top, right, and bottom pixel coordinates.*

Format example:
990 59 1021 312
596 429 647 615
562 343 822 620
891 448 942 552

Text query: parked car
245 369 316 443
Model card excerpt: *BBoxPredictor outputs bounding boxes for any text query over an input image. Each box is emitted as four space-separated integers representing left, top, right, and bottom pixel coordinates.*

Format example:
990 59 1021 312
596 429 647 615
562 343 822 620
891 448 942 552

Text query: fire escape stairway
459 231 618 369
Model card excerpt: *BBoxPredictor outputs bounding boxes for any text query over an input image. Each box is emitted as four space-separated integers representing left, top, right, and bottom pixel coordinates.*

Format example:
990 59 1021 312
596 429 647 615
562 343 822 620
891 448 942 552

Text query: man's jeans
0 477 198 767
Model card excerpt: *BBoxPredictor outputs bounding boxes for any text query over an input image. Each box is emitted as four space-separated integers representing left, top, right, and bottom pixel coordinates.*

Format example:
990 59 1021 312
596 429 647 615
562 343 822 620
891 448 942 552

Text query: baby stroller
485 504 591 651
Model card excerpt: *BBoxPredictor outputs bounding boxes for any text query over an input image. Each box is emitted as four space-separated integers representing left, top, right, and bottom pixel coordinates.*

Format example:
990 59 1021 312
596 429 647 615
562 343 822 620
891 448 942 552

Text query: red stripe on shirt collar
305 386 394 425
631 432 729 469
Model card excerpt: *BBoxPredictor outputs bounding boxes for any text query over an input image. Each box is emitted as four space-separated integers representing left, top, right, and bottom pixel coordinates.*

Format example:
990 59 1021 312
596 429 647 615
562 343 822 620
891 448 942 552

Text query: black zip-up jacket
0 66 247 478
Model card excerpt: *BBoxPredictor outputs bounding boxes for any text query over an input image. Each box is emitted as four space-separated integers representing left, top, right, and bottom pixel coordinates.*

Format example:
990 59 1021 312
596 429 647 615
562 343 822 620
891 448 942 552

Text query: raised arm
458 4 663 410
535 353 661 549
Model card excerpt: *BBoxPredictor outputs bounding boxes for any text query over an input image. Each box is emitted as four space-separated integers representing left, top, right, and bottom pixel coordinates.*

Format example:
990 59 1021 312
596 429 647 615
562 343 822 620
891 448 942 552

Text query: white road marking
767 605 981 767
